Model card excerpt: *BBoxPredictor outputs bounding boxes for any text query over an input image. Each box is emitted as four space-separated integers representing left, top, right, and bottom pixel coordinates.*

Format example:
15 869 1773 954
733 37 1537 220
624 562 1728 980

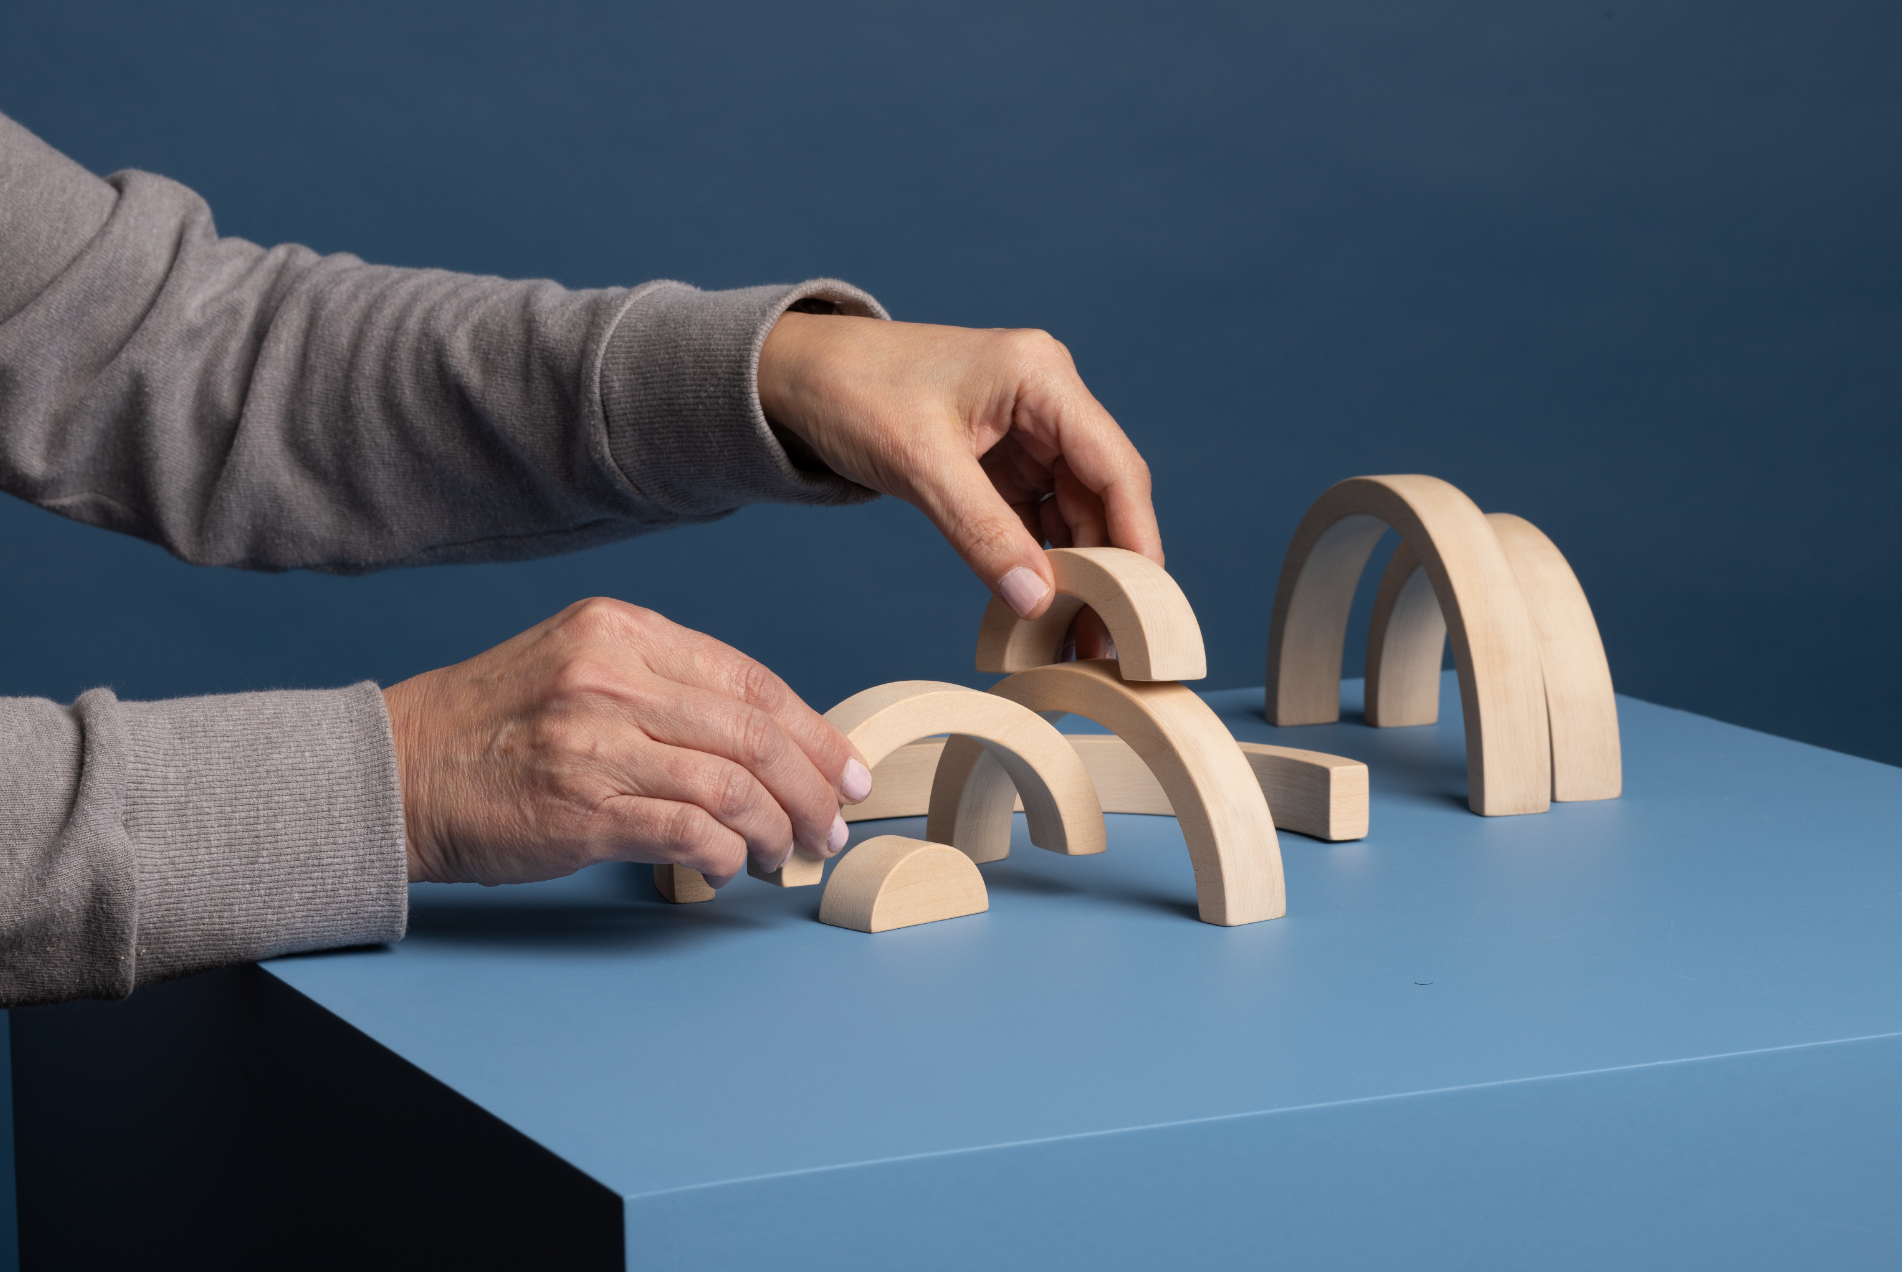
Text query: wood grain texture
931 661 1284 926
1364 513 1621 803
1365 539 1447 728
817 835 989 933
1266 474 1551 816
751 681 1105 887
975 547 1207 681
1487 513 1622 801
848 735 1367 841
651 864 716 904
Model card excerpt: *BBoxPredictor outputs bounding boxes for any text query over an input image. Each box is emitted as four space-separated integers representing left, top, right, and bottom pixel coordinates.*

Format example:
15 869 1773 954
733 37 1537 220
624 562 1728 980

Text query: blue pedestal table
13 674 1902 1269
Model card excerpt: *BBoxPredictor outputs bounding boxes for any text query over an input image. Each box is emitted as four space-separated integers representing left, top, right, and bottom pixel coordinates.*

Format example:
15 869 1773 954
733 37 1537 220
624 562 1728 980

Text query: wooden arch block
749 680 1106 888
1265 474 1551 817
929 660 1284 927
974 547 1207 682
818 835 989 933
1367 512 1621 802
843 735 1368 842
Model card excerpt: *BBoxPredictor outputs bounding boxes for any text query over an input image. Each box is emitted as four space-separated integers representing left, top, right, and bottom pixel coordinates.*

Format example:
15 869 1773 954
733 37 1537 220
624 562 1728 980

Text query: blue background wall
1 3 1898 1257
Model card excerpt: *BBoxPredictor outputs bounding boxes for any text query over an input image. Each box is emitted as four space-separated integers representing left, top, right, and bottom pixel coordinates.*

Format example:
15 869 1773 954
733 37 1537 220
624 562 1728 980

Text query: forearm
0 684 408 1007
0 109 885 573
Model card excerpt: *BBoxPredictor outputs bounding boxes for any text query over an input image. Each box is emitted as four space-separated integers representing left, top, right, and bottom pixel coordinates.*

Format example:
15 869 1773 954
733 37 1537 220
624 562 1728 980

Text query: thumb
909 452 1057 619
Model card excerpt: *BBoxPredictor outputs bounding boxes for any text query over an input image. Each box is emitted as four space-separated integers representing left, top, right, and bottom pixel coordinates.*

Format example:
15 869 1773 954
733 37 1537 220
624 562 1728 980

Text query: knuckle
713 764 759 821
732 708 780 771
563 597 648 644
732 659 785 712
660 801 715 855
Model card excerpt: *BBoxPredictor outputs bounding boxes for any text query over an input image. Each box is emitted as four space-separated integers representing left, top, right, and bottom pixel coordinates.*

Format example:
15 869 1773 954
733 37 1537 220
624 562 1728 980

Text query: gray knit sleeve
0 684 407 1007
0 109 886 572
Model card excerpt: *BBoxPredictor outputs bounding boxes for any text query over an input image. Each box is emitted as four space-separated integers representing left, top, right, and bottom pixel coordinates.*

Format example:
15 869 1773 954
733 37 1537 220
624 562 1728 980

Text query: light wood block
817 835 990 933
651 863 716 904
750 681 1105 888
846 735 1368 842
1365 513 1621 803
1265 474 1551 817
930 660 1284 927
975 547 1207 682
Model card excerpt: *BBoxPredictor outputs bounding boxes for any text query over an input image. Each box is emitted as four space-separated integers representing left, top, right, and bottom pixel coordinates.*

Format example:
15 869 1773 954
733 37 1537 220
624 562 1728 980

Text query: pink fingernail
842 758 873 803
827 813 849 855
706 872 735 890
998 566 1049 618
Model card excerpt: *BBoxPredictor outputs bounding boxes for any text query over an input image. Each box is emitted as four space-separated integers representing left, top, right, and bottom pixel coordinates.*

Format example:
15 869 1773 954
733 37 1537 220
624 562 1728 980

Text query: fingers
592 793 749 880
627 683 846 865
619 608 871 805
910 466 1059 618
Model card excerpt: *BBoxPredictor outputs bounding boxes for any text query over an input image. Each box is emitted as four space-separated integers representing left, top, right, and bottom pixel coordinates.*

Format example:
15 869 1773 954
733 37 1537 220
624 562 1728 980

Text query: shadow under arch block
1368 511 1621 801
930 660 1284 927
975 546 1207 681
1266 474 1551 817
747 680 1105 888
845 734 1368 842
818 835 990 933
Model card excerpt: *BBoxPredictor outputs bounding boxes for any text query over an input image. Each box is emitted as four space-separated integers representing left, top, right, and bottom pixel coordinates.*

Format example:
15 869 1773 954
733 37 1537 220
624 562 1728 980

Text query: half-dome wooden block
749 681 1105 888
975 547 1207 682
1367 512 1620 801
818 835 990 933
930 661 1284 927
845 735 1367 842
652 863 717 904
1266 474 1551 817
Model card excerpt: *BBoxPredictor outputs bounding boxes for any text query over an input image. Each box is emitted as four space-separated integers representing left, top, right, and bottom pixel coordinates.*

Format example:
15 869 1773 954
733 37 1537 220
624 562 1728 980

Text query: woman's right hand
381 598 873 889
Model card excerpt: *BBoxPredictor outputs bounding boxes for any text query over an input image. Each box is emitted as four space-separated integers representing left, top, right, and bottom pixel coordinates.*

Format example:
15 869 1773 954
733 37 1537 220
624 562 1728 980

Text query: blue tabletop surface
266 675 1902 1222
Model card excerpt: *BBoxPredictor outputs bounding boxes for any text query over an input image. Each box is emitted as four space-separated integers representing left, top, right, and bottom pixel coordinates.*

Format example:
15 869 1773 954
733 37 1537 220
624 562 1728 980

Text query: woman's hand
382 598 871 888
758 314 1161 652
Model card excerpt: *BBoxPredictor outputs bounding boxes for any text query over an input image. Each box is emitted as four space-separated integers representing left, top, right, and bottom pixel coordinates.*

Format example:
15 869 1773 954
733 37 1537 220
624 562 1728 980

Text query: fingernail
827 813 849 855
997 566 1049 618
1105 638 1119 660
706 872 735 890
841 758 873 803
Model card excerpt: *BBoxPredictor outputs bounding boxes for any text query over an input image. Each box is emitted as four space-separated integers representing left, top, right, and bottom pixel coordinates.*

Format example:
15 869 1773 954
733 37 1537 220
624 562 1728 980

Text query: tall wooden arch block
930 661 1284 927
747 681 1106 888
976 547 1207 681
1266 475 1552 817
1367 512 1621 802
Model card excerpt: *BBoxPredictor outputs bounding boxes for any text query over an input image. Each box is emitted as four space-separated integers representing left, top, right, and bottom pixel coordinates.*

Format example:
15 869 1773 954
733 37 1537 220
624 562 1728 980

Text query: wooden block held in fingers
975 547 1207 682
847 734 1369 841
818 835 990 933
1266 474 1550 816
753 680 1105 887
932 660 1284 926
652 864 716 904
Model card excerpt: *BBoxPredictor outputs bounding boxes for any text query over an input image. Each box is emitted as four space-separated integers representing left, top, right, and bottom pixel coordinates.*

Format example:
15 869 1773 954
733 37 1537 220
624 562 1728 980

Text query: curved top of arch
974 547 1207 682
940 660 1283 926
1264 474 1550 817
752 680 1106 888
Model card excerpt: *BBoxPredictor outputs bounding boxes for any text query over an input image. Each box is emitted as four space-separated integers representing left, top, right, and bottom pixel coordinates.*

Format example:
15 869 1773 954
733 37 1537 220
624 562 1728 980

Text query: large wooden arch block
975 547 1207 682
930 660 1284 927
1266 475 1551 817
747 681 1106 888
1368 511 1621 801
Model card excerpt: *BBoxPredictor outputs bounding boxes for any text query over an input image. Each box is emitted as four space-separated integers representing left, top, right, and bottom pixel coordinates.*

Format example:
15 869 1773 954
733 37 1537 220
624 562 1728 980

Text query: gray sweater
0 110 885 1007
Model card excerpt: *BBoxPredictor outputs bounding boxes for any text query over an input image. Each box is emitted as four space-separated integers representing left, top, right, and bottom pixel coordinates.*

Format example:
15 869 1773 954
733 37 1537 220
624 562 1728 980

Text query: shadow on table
980 861 1203 924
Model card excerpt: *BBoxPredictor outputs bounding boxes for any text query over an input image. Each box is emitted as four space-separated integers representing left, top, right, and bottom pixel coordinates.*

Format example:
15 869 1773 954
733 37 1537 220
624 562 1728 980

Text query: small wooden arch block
975 547 1207 682
1266 475 1552 817
818 835 990 933
748 680 1106 888
932 660 1285 927
1367 512 1621 802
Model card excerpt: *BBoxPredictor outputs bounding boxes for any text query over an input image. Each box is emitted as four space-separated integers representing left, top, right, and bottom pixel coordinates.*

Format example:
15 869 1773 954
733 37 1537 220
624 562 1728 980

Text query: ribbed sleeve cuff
597 278 889 515
122 682 409 986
